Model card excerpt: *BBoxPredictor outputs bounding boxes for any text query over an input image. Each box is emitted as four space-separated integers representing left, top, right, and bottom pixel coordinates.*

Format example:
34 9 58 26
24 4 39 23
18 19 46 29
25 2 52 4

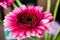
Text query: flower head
0 0 14 9
4 5 53 40
49 21 60 35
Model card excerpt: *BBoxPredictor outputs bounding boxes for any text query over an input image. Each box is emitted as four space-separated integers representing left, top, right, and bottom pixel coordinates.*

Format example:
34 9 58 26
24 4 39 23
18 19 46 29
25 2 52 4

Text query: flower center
26 17 32 22
18 13 36 24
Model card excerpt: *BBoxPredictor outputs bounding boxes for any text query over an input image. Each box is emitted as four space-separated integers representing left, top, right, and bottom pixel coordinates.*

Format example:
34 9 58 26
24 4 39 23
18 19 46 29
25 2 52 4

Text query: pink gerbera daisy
0 0 14 9
4 5 53 40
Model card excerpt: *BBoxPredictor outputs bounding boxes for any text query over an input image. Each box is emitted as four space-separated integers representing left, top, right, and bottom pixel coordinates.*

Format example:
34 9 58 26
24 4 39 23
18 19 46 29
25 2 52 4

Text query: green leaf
56 35 60 40
30 36 41 40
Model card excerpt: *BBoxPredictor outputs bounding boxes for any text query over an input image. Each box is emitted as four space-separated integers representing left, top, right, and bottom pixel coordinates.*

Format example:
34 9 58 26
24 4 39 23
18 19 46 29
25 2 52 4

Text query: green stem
45 0 51 40
52 0 59 40
53 0 59 20
13 3 17 8
44 32 48 40
47 0 51 11
52 28 60 40
15 0 22 6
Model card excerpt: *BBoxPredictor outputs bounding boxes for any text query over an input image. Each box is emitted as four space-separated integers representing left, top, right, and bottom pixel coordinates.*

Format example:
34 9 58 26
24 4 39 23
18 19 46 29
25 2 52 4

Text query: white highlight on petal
40 19 49 24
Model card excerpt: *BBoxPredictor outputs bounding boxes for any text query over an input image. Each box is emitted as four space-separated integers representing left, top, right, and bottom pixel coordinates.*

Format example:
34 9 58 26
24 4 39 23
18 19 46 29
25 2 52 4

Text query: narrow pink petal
40 19 49 25
35 6 43 12
20 5 27 10
0 3 7 9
